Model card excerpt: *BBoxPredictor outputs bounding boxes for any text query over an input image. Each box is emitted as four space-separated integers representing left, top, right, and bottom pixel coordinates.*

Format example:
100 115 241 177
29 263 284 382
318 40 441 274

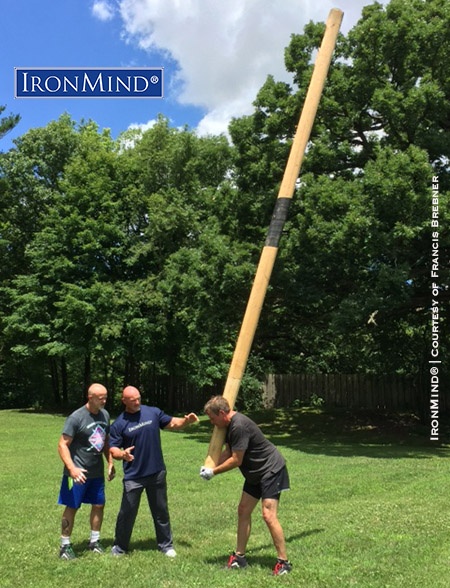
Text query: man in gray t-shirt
57 383 115 560
201 396 292 576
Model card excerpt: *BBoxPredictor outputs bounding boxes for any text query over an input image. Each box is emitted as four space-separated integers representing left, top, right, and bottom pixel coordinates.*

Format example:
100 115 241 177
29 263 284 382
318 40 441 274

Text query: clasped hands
199 466 215 481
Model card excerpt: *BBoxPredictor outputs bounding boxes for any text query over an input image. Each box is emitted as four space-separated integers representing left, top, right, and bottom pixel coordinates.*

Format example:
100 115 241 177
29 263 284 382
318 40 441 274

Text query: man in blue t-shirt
109 385 198 557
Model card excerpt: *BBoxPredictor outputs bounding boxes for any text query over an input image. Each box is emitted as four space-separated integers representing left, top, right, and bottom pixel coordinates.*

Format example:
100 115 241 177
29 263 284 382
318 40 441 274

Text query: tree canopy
0 105 20 142
0 0 448 410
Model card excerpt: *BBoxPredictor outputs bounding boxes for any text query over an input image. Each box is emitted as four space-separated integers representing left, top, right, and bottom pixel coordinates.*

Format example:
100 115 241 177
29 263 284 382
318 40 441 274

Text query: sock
61 536 71 547
90 531 100 543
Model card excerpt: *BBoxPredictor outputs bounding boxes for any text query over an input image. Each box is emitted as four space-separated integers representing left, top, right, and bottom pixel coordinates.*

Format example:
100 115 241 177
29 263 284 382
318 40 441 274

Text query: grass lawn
1 407 449 587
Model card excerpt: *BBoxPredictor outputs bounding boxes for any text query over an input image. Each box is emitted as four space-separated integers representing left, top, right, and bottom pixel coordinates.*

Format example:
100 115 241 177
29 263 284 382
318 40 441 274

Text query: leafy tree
0 115 81 404
2 119 122 404
3 115 239 406
2 0 449 413
113 117 242 390
228 0 449 397
0 114 79 282
0 105 20 142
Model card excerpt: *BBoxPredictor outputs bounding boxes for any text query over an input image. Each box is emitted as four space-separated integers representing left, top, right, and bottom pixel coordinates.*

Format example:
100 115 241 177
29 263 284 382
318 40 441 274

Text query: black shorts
243 466 290 500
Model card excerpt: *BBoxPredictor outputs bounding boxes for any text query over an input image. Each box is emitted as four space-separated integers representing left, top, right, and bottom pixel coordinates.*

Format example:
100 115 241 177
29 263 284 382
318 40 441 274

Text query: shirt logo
89 425 106 452
128 419 153 433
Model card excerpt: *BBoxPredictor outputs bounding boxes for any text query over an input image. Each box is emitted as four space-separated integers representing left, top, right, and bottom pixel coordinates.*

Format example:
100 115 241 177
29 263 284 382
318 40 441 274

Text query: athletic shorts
243 466 290 500
58 476 105 509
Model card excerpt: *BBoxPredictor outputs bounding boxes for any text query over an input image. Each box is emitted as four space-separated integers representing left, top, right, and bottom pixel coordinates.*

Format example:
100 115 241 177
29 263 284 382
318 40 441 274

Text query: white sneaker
164 548 177 558
111 545 126 556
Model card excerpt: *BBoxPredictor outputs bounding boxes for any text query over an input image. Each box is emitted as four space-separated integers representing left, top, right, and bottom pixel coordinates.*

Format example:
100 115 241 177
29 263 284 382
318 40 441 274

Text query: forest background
0 0 448 416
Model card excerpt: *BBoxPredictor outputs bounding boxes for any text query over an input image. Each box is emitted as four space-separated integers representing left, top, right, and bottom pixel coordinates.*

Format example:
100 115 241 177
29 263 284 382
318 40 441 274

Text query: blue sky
1 0 378 152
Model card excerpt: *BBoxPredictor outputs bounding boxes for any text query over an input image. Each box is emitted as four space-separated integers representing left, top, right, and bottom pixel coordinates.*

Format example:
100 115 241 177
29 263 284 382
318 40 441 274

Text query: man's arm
212 449 244 475
58 434 87 483
109 421 135 463
103 436 116 480
200 447 244 480
110 445 135 462
164 413 199 430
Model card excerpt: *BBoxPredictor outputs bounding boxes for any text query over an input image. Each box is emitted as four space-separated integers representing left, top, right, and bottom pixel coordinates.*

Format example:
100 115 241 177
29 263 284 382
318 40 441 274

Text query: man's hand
184 413 199 425
107 463 116 481
200 466 215 480
69 467 88 484
122 446 135 462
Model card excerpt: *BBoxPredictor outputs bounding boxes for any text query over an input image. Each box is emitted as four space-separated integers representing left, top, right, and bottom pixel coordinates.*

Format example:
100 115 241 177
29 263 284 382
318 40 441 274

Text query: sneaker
88 540 105 554
111 545 126 557
272 558 292 575
164 548 177 558
227 551 248 569
59 544 76 560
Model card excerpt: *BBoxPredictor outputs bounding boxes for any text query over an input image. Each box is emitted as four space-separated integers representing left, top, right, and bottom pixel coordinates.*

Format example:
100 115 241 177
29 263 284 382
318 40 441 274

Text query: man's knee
261 500 279 526
238 499 256 519
262 510 276 526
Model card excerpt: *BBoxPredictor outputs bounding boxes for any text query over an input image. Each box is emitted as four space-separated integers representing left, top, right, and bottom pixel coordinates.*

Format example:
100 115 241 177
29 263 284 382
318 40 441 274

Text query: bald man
57 383 115 560
109 386 198 557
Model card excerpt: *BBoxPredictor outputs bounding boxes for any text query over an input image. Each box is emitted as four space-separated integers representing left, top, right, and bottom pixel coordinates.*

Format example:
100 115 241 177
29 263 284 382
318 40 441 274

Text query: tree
0 105 20 142
228 0 449 394
2 0 449 411
1 118 125 404
113 117 243 389
0 115 81 405
2 115 239 406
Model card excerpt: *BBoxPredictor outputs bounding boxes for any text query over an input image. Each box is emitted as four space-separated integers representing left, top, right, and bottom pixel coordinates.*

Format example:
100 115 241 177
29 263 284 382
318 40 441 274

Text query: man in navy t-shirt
109 386 198 557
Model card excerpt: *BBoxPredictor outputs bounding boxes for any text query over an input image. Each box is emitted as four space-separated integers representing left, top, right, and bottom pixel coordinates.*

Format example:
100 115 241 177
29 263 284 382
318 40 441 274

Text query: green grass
1 408 449 587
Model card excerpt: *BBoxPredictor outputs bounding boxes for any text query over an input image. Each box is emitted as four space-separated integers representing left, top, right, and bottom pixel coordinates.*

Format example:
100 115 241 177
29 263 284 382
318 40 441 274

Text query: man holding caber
200 395 292 575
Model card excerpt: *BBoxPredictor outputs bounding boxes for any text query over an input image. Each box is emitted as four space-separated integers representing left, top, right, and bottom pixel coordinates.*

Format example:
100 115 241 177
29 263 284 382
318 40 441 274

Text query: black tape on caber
265 198 291 248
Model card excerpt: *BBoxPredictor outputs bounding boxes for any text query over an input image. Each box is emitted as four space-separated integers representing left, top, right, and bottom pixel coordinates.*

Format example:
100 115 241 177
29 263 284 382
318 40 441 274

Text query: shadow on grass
68 530 318 562
69 537 190 557
204 553 275 569
204 530 322 568
186 408 450 460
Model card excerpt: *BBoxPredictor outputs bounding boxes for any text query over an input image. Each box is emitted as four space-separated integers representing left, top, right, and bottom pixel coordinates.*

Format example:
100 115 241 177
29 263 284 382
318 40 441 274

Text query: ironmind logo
15 67 163 98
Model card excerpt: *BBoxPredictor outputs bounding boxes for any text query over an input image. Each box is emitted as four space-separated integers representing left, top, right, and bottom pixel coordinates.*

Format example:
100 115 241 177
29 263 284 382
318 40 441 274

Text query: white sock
61 536 71 547
90 531 100 543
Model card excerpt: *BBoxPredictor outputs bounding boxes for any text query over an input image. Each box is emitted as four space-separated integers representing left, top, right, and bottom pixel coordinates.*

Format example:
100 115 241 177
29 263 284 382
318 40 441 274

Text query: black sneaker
88 540 105 554
272 558 292 575
59 544 76 560
227 551 248 569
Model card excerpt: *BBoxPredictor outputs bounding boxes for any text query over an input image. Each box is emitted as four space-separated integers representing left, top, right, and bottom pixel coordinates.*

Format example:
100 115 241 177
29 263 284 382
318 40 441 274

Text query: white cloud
115 0 380 136
128 119 157 132
92 1 115 22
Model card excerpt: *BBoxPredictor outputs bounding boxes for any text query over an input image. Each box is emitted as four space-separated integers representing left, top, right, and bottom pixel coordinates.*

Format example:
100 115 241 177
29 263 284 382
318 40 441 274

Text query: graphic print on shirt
88 424 107 452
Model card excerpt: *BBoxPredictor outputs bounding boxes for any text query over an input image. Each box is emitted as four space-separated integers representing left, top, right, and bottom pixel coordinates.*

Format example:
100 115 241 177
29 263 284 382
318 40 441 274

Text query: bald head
123 385 140 398
122 386 142 413
88 383 108 397
86 382 108 414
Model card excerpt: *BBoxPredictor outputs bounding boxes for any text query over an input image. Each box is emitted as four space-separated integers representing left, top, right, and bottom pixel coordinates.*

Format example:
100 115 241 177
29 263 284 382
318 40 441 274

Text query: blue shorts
58 476 106 509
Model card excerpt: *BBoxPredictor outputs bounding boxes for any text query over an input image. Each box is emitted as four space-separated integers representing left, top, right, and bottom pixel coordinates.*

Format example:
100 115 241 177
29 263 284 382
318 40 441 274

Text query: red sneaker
227 551 248 569
273 558 292 575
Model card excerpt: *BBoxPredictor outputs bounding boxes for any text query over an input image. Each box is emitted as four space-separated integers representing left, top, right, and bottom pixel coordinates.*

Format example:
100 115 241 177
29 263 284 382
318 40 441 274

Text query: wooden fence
142 375 223 413
141 373 446 414
263 373 443 412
